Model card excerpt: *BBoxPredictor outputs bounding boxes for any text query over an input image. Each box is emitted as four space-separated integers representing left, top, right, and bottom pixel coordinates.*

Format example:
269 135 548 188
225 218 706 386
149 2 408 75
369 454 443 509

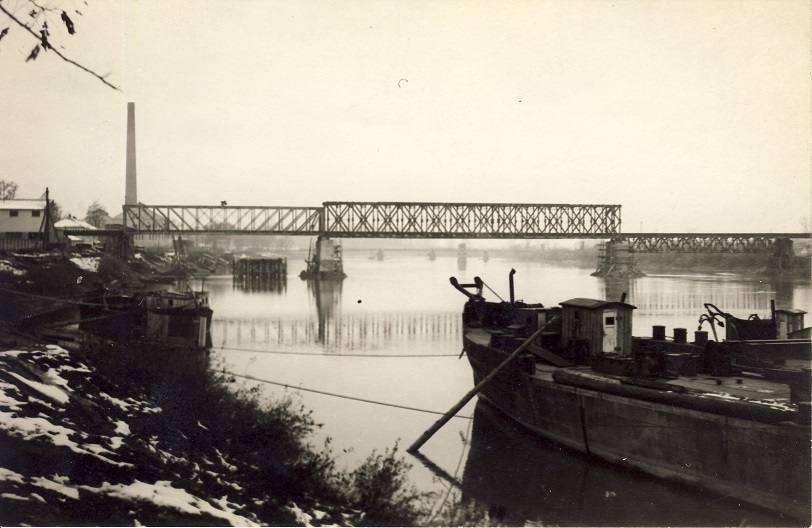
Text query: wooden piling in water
232 258 287 280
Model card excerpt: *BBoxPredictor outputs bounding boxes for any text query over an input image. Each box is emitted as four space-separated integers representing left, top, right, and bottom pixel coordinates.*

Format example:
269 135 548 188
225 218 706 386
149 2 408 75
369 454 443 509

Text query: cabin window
28 232 42 240
605 316 615 326
9 210 18 217
32 210 41 217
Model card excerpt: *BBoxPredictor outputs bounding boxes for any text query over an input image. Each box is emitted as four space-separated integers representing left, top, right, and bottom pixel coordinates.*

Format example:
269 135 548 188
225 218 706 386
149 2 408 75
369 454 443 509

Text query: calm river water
204 252 811 526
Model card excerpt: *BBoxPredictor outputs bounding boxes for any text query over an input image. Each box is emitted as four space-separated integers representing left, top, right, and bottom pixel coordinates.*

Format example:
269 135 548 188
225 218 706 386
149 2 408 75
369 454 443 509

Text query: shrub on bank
78 346 491 526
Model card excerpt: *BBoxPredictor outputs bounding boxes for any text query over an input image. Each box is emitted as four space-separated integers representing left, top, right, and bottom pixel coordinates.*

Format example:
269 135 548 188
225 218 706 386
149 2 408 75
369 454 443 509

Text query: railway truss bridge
62 202 809 277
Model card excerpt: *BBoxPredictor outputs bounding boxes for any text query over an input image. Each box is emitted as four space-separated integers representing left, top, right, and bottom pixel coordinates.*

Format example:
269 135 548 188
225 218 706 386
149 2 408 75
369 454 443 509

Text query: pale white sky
1 0 810 233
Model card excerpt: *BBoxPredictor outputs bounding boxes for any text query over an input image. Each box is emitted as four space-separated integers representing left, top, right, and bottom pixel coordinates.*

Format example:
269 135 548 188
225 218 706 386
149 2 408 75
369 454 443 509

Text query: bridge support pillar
765 238 796 274
591 239 645 278
300 235 347 280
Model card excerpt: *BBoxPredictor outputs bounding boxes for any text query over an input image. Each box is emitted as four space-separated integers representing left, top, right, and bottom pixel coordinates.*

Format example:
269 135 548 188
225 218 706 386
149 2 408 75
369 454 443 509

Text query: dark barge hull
464 335 812 522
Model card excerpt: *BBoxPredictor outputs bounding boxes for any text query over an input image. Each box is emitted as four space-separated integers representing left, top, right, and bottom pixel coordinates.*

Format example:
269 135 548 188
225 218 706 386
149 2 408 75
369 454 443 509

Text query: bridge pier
300 235 346 280
591 240 645 278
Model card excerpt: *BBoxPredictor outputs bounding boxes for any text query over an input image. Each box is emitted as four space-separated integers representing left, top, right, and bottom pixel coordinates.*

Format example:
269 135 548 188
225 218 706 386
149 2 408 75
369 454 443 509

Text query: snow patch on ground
0 467 26 484
81 480 259 527
69 257 100 272
8 372 70 404
114 420 131 435
1 493 28 500
31 476 80 500
0 259 26 275
44 368 71 387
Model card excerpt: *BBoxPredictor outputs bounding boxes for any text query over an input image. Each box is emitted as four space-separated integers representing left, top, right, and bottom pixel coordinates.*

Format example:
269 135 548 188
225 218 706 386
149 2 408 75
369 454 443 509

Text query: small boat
454 270 811 521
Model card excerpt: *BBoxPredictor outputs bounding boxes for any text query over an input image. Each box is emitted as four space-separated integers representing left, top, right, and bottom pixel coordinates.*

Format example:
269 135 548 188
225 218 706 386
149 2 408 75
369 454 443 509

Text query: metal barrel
652 325 666 341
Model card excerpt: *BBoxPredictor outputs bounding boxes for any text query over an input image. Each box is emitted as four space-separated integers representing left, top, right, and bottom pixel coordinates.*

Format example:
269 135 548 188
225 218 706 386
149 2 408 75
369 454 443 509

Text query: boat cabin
775 309 806 339
144 291 212 347
560 298 636 357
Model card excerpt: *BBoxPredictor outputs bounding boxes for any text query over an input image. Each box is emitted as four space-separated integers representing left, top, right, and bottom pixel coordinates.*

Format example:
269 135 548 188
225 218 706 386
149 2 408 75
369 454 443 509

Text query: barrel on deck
653 325 666 341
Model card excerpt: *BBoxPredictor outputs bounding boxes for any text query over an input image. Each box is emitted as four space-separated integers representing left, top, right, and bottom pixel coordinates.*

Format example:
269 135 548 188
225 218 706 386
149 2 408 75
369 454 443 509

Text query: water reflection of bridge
210 311 461 348
602 278 797 314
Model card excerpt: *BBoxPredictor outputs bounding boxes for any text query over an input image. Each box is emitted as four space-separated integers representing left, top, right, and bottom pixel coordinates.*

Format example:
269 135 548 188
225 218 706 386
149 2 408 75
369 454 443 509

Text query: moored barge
79 288 213 349
454 272 811 521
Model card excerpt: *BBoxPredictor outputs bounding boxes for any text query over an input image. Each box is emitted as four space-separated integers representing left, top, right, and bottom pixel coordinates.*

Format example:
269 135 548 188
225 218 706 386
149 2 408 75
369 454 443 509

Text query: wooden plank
527 342 571 367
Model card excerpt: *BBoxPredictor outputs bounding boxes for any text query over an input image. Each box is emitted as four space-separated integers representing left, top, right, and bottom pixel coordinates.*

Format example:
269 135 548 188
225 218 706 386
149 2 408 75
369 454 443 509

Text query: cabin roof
775 308 807 315
559 298 637 310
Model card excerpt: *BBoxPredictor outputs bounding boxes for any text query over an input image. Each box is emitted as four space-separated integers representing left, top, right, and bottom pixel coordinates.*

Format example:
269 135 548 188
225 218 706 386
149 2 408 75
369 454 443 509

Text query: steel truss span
123 205 322 234
122 202 622 238
622 234 807 253
322 202 622 238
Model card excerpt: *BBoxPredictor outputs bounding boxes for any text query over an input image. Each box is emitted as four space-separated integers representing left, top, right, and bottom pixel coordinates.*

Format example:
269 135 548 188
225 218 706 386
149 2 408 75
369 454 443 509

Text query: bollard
694 331 708 345
673 328 687 344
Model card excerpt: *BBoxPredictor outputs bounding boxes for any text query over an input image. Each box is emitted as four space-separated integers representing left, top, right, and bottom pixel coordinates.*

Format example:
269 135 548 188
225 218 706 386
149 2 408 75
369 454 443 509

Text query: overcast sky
2 0 810 233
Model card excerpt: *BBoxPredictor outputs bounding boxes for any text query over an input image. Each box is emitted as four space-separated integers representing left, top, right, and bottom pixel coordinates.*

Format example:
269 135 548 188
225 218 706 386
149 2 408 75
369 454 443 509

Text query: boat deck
465 327 801 404
532 362 796 402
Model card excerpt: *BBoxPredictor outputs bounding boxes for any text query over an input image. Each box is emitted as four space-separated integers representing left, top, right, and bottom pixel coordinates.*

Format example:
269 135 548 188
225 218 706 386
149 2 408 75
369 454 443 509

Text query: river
203 251 811 526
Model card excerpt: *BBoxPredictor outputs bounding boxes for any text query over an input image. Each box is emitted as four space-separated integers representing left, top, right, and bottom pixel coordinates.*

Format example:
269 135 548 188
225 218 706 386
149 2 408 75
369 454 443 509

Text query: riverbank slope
0 252 489 526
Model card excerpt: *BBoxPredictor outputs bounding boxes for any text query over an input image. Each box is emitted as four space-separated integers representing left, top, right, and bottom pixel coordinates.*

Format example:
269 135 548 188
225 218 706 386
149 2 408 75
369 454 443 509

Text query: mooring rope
216 345 460 358
219 370 474 420
0 285 127 309
480 280 504 302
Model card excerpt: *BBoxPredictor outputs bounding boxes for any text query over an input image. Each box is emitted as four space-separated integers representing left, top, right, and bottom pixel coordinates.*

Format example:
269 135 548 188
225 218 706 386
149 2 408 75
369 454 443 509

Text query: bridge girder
123 205 322 234
122 202 622 238
323 202 621 238
623 235 781 253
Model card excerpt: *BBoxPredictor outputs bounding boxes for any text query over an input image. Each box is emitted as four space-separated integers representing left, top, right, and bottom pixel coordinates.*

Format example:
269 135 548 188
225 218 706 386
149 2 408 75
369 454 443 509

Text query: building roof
560 298 637 310
0 199 46 210
55 218 97 230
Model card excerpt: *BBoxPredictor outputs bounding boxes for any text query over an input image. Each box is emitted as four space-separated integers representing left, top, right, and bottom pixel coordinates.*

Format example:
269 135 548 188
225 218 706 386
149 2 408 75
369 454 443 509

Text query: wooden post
407 317 559 454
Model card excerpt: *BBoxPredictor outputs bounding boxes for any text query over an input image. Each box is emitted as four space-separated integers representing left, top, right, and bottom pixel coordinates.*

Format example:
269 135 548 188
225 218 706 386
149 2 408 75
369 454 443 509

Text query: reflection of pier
308 278 342 343
210 311 461 348
232 276 287 294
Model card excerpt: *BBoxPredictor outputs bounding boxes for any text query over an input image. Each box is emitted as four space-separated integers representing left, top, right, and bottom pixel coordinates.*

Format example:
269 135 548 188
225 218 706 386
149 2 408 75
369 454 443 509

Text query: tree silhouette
85 200 109 228
50 201 63 222
0 180 18 200
0 2 118 90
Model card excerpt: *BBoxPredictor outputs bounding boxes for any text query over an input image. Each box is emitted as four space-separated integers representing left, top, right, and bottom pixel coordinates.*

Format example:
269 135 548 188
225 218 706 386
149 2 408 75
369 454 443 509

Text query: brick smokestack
125 102 137 205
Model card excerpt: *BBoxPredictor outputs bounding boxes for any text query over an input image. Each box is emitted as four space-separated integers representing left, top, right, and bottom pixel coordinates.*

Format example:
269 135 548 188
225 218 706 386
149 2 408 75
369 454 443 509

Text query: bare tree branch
0 3 119 91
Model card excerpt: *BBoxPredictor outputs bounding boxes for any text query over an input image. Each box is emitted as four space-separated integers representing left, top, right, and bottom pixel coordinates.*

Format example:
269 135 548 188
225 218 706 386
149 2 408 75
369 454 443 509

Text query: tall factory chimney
125 102 137 205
